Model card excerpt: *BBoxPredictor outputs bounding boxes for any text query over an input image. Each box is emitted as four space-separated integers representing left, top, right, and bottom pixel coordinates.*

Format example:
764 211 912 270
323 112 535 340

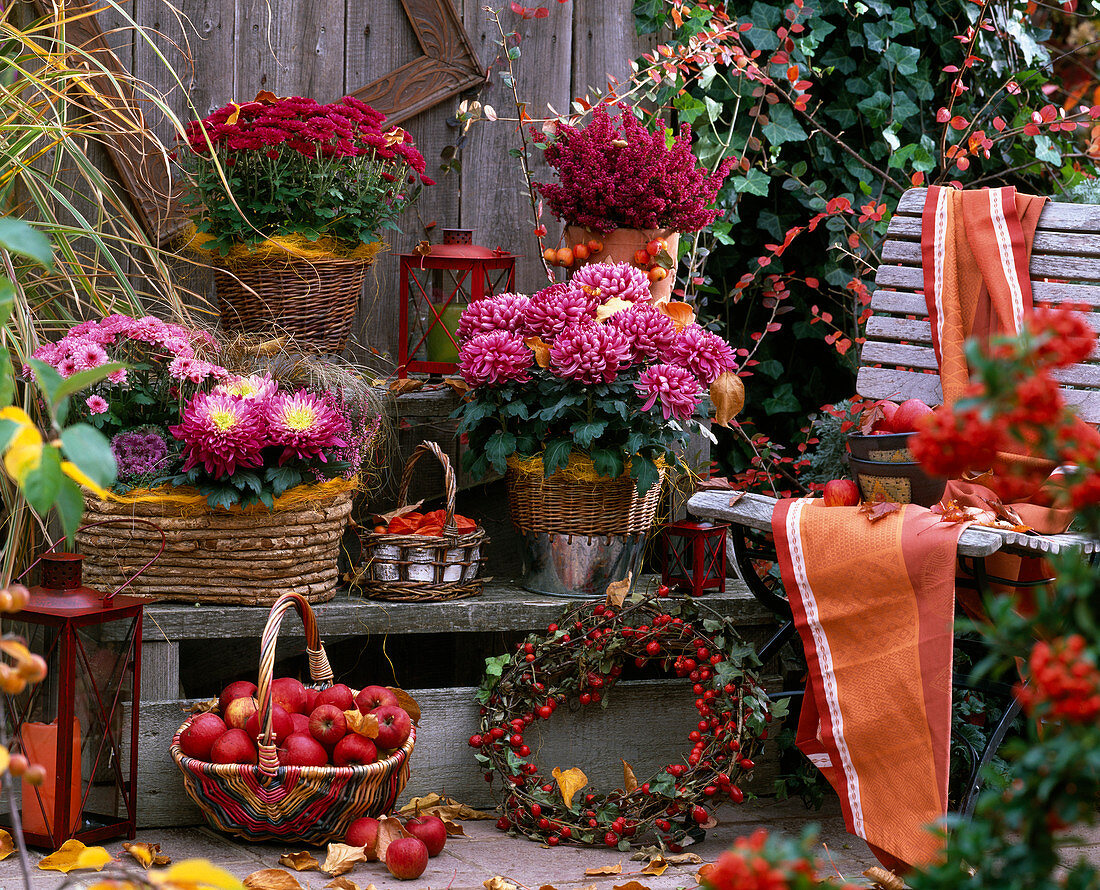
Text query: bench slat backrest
856 187 1100 423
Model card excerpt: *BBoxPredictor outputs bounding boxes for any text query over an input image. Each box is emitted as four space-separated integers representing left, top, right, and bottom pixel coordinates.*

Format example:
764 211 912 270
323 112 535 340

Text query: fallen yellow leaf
709 371 745 428
695 863 718 885
0 828 12 861
325 878 368 890
343 710 379 739
612 882 652 890
0 744 8 777
443 819 465 836
665 852 703 865
243 868 301 890
161 859 245 888
444 376 469 395
552 766 588 809
863 867 906 890
122 841 170 868
585 862 622 876
622 759 638 794
605 573 632 608
397 794 494 821
38 839 111 873
640 858 668 876
320 843 366 877
658 300 696 331
386 687 421 725
277 851 319 872
388 378 426 396
484 878 518 890
595 296 633 322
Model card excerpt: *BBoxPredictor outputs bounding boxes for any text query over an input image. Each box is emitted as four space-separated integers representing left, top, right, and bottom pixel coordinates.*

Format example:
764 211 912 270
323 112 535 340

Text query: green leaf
762 382 801 415
591 448 625 480
22 443 62 516
26 358 63 408
0 417 18 453
761 105 806 147
630 455 660 496
265 465 301 497
0 217 53 268
0 276 14 328
55 477 85 541
882 43 919 76
484 430 517 474
0 351 12 409
570 419 607 449
60 424 117 488
732 168 771 196
543 438 573 478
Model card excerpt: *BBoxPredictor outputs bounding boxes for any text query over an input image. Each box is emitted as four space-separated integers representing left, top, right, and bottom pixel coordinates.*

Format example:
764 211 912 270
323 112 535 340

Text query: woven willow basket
505 454 667 538
171 593 414 843
75 482 354 605
213 254 371 353
352 441 487 601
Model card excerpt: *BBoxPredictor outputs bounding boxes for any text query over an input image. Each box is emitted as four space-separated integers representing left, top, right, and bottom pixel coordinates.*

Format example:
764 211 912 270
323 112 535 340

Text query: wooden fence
100 0 654 363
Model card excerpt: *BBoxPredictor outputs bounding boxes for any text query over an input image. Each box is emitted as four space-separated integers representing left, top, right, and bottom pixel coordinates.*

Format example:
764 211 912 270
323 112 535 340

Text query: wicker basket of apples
170 592 416 843
848 398 946 507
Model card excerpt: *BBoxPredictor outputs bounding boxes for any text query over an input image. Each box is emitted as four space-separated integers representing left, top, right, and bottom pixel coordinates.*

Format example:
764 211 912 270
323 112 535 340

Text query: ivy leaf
761 105 806 147
883 43 919 76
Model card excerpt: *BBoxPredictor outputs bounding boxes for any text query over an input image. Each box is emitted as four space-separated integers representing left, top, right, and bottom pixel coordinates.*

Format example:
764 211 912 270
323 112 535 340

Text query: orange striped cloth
773 500 964 869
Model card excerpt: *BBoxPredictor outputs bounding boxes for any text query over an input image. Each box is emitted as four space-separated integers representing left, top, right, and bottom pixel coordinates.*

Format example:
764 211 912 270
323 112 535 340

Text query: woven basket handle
395 440 458 535
255 592 335 775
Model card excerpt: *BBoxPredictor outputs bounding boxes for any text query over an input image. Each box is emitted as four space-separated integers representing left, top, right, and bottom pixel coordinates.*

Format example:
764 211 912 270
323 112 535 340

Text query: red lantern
4 552 145 847
659 520 728 597
398 229 517 377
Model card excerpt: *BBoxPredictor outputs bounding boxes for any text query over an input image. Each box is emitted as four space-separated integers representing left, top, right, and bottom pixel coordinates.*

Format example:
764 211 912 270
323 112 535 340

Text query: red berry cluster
700 828 862 890
1016 634 1100 724
471 596 774 849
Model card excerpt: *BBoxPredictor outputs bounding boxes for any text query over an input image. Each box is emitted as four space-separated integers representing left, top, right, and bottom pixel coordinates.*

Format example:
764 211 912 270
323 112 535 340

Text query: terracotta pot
564 226 679 303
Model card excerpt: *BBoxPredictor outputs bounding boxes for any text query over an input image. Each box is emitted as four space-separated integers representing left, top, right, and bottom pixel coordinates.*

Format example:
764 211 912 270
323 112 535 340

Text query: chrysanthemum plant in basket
454 263 745 495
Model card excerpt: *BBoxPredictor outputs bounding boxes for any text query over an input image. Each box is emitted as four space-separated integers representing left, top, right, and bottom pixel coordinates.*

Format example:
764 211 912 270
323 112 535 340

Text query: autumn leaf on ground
244 868 301 889
622 759 638 793
278 851 319 871
162 859 244 889
612 882 652 890
605 573 631 608
584 862 622 876
858 497 902 523
321 843 367 877
373 816 412 863
343 709 379 739
443 819 466 836
122 841 170 868
710 371 746 428
664 852 703 865
444 376 469 395
696 863 718 885
387 378 425 396
864 867 906 890
640 858 668 876
484 877 518 890
0 828 12 861
398 793 493 821
38 839 111 873
552 766 588 809
326 878 374 890
386 687 421 725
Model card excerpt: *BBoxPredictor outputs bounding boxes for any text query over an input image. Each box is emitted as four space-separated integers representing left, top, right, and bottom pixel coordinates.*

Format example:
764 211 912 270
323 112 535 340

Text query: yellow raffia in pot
91 475 360 516
185 227 385 266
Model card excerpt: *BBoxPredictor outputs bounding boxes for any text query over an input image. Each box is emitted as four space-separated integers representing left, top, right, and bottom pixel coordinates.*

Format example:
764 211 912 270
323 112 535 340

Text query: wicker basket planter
172 593 414 843
352 441 487 601
213 252 374 354
75 480 355 605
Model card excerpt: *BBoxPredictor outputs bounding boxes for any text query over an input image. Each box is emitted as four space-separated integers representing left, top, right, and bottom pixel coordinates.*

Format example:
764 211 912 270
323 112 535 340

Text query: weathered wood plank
865 313 1100 351
234 0 280 98
141 640 181 700
896 188 1100 234
273 1 345 97
881 237 1100 281
871 286 1100 314
875 263 1100 305
570 0 654 101
887 214 1100 255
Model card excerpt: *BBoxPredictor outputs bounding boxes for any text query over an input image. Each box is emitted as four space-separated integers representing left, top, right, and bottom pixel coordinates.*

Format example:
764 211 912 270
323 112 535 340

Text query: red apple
223 696 259 731
210 728 257 765
316 683 355 711
346 816 381 859
875 400 899 432
405 814 447 857
309 704 347 747
290 713 311 736
356 685 399 713
304 686 320 714
372 705 412 750
333 732 378 767
179 712 227 760
271 677 310 715
385 836 428 880
218 680 257 715
245 704 293 745
823 479 860 507
279 732 329 767
892 398 935 433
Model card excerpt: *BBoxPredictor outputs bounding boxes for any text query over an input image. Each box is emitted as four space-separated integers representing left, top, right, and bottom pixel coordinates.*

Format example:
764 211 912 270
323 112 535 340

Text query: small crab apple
556 247 575 267
573 243 590 261
648 267 668 283
646 238 665 256
543 247 558 265
587 238 603 253
633 248 651 266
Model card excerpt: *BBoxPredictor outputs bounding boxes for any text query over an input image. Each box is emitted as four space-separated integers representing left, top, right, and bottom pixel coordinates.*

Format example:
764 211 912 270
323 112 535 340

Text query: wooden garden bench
687 187 1100 812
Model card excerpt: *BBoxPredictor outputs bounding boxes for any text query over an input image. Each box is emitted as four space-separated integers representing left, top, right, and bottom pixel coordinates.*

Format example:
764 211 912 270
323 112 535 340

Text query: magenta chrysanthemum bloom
525 284 598 339
459 331 534 386
85 395 108 415
264 389 349 465
457 293 531 342
169 356 229 384
549 322 632 384
570 262 651 303
170 392 266 478
609 303 676 362
214 374 279 401
71 340 109 371
668 324 737 385
636 364 702 420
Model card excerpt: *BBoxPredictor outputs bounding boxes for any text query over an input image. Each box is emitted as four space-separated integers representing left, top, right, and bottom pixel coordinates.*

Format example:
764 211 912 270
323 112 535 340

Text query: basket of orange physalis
350 441 488 601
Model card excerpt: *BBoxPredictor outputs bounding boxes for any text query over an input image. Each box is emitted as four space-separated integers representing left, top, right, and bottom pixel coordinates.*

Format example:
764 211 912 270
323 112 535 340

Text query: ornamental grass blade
552 766 588 809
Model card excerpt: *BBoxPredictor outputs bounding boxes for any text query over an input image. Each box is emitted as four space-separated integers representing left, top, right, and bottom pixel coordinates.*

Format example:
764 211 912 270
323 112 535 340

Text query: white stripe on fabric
932 187 949 359
988 188 1025 333
808 753 834 768
784 499 866 837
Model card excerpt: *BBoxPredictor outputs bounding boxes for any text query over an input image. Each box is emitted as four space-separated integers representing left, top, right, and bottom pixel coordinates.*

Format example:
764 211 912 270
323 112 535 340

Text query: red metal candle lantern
3 550 147 847
660 520 728 597
398 229 516 377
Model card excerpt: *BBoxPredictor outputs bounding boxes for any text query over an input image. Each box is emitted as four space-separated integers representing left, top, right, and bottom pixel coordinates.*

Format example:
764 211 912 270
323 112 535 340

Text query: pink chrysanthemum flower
170 392 266 478
636 364 702 420
550 322 632 384
57 357 77 378
459 331 534 386
608 303 676 362
526 284 598 339
264 389 349 464
70 340 109 371
570 262 651 303
457 293 531 342
668 324 737 385
85 394 108 415
168 356 229 384
108 368 128 385
214 374 279 401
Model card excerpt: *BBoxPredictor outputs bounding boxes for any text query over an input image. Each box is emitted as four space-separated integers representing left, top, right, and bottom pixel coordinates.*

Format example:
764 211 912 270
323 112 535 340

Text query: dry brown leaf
859 497 902 523
728 491 745 507
373 816 411 863
278 851 319 872
321 843 366 877
122 842 170 869
552 766 588 809
525 336 552 369
484 878 518 890
398 793 494 821
605 572 632 608
343 709 379 739
664 852 703 865
640 859 668 876
658 300 696 331
538 885 559 890
443 819 466 836
444 376 470 395
325 878 367 890
388 378 426 396
0 829 12 861
695 863 718 885
622 759 638 794
612 882 652 890
376 501 425 525
585 862 623 876
595 296 634 323
386 687 422 725
244 869 302 890
710 371 746 428
864 867 906 890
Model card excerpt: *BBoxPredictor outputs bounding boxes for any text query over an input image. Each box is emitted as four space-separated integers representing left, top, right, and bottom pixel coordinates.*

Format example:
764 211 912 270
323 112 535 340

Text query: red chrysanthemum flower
525 284 598 340
457 293 532 342
459 331 534 386
570 261 651 303
668 324 738 384
636 364 703 420
264 390 350 465
170 393 266 478
549 322 632 384
609 303 677 361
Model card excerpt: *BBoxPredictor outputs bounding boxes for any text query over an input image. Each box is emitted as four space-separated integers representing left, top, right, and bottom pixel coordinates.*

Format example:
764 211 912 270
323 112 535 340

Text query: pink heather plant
457 293 532 342
537 105 735 233
669 324 738 385
570 262 651 303
264 389 349 465
459 331 534 386
170 392 266 478
637 364 703 420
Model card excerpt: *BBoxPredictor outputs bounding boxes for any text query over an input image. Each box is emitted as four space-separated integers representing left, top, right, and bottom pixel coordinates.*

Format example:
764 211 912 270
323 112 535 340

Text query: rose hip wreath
470 595 780 850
